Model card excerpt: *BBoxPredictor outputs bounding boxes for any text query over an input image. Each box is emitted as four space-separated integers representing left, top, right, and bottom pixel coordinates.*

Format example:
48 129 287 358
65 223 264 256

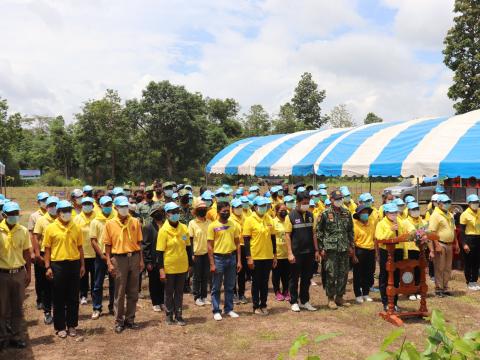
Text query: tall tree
272 102 305 134
47 116 76 178
206 98 243 139
443 0 480 114
0 98 23 180
243 104 271 137
291 72 328 129
364 112 383 124
329 104 355 128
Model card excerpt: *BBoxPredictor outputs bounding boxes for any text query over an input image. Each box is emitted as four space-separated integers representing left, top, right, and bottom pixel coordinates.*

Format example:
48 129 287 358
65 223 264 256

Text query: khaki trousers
433 243 453 291
112 253 140 326
0 270 25 342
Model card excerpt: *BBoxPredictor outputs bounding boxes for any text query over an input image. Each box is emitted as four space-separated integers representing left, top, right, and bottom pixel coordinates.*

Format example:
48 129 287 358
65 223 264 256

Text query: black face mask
152 212 165 221
196 208 207 217
146 193 154 200
135 196 144 203
279 210 288 218
283 188 289 195
219 212 230 221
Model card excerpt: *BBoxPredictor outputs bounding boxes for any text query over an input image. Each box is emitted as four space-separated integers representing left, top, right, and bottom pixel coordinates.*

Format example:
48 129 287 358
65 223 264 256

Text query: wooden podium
377 233 439 326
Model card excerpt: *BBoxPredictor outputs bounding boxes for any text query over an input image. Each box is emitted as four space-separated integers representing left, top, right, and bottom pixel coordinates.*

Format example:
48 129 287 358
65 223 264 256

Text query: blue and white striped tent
206 109 480 178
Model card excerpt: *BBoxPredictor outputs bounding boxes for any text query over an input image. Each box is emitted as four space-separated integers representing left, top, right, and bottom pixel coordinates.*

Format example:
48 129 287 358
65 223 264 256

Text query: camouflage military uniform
138 200 157 226
179 206 194 226
316 206 354 299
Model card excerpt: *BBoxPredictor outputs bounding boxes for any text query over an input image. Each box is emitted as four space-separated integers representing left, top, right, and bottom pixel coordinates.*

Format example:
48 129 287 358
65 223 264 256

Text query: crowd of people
0 179 479 350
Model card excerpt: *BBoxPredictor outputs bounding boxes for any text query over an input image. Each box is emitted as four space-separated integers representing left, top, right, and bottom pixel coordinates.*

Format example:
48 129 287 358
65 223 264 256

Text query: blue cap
3 201 20 213
467 194 479 203
393 198 405 206
164 202 180 212
100 196 113 205
247 193 256 201
309 199 315 207
325 199 331 206
113 196 129 207
56 200 72 210
171 193 179 200
0 199 9 206
296 186 306 193
404 195 415 204
340 187 351 196
265 197 272 204
284 195 294 203
318 184 327 190
253 196 268 206
309 190 320 197
112 187 124 196
82 197 94 204
384 203 399 213
215 188 228 196
83 185 93 192
236 188 244 195
239 196 248 203
231 199 242 208
264 191 271 198
46 196 60 206
407 202 420 210
319 189 328 196
437 194 451 203
249 186 259 192
270 185 281 193
201 191 213 200
435 185 445 194
37 192 50 201
358 193 370 202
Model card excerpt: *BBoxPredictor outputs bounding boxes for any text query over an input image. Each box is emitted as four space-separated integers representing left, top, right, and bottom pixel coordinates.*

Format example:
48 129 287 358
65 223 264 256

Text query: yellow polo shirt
273 217 288 259
353 218 376 250
428 207 455 244
0 220 31 269
89 212 114 253
188 218 211 255
206 202 218 221
242 208 252 218
460 207 480 235
157 221 190 274
207 219 239 254
344 199 357 214
33 213 56 252
74 212 97 258
243 212 274 260
28 208 46 231
43 219 83 261
231 212 244 245
375 216 414 250
102 215 142 254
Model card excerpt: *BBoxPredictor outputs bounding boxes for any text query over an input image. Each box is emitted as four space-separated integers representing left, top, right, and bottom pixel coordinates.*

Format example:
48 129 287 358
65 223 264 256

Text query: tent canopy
206 109 480 178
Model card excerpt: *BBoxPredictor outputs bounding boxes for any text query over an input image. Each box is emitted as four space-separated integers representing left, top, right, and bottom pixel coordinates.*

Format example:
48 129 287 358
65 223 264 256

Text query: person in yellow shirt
90 196 115 319
424 194 439 221
74 197 97 306
207 201 242 321
393 198 408 220
70 189 83 218
92 188 105 215
33 195 59 325
240 196 252 218
340 186 357 214
378 190 395 220
243 197 277 315
157 202 192 326
459 194 480 291
428 194 459 297
44 200 85 338
188 201 211 307
230 199 248 304
358 193 379 224
352 205 376 304
270 186 284 209
0 202 31 349
104 196 144 333
272 203 290 302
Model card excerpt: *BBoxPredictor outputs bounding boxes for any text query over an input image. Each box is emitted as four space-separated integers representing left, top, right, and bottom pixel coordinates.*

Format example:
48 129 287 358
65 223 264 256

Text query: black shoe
124 322 140 330
108 306 114 315
166 314 176 325
443 291 453 296
183 285 192 294
36 303 44 311
435 291 445 298
114 325 124 334
44 312 53 325
176 317 186 326
9 339 27 349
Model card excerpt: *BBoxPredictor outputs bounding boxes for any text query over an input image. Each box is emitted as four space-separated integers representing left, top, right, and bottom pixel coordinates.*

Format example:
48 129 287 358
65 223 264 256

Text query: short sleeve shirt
188 218 210 255
102 215 143 254
428 207 455 243
43 219 83 261
243 212 274 260
460 207 480 235
273 217 288 259
0 220 31 269
28 209 45 231
157 221 190 274
207 219 239 254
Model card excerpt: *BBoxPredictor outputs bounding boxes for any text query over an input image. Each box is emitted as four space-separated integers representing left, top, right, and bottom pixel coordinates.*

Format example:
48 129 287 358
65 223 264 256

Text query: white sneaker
202 297 211 305
91 310 101 320
152 305 162 312
409 295 417 301
213 313 223 321
195 298 205 306
80 297 88 305
299 302 317 311
227 311 239 318
416 294 422 300
474 284 480 291
467 283 477 291
363 295 373 302
355 296 364 304
291 303 301 312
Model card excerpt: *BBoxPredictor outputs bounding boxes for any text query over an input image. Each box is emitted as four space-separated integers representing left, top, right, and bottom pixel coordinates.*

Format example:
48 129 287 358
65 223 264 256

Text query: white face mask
471 203 479 211
233 208 242 216
82 205 93 214
60 212 72 222
333 200 343 208
300 204 310 212
410 210 420 218
117 207 129 217
48 207 57 216
39 201 47 209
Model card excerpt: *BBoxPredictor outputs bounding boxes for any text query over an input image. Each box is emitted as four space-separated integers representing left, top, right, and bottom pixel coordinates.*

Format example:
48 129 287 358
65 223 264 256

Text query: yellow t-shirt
231 212 244 245
89 212 115 253
375 216 414 250
43 219 83 261
0 220 31 269
102 215 143 254
344 200 357 214
33 213 56 252
157 221 190 274
74 212 97 258
460 207 480 235
242 208 252 218
273 217 288 259
206 202 218 221
428 207 455 244
243 212 274 260
207 219 239 254
353 218 376 250
188 218 211 255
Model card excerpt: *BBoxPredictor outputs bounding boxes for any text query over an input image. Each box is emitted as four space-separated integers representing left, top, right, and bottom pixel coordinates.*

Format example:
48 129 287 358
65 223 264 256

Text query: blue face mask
83 205 94 213
217 196 228 203
102 207 113 215
164 189 174 198
204 200 212 207
169 213 180 223
277 190 284 197
188 198 193 206
242 203 250 209
364 201 372 208
312 197 320 204
235 194 242 199
6 216 19 225
286 202 294 210
257 206 267 216
359 213 369 222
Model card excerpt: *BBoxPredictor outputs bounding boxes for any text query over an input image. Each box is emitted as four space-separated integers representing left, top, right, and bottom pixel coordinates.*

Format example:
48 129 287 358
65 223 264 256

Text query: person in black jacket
142 202 166 312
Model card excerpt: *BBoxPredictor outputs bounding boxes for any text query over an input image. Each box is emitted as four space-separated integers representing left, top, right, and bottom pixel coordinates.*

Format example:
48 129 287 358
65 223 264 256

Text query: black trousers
165 273 185 317
251 259 273 309
51 260 80 331
80 257 95 299
236 246 248 297
193 254 209 300
34 262 43 305
408 250 421 286
463 237 480 284
272 258 289 294
147 266 164 306
379 248 403 306
352 247 375 297
37 253 53 314
289 253 314 305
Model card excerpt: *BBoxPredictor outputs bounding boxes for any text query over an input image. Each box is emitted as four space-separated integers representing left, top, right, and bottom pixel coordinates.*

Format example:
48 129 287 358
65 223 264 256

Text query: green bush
38 169 69 186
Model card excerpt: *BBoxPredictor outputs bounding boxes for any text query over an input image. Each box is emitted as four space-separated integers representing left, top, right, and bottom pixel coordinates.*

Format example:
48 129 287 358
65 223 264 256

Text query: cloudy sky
0 0 455 124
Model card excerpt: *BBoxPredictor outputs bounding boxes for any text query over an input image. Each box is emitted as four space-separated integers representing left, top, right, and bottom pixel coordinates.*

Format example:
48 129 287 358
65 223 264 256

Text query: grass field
2 185 479 360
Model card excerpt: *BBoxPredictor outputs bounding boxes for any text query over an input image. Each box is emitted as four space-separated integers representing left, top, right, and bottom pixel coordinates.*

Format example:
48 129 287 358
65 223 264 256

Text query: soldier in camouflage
317 190 354 309
138 186 157 227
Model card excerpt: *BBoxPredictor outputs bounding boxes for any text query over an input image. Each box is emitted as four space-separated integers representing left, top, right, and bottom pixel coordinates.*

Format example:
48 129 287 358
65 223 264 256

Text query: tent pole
369 176 372 193
416 177 419 201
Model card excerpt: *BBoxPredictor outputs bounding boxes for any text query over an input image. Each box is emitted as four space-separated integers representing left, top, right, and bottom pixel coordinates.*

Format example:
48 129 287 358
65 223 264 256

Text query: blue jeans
211 254 237 314
93 255 115 312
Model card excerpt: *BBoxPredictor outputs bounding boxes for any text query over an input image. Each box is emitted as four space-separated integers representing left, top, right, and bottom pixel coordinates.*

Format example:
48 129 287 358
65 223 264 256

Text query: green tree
329 104 355 128
243 104 271 137
206 98 243 139
0 98 23 180
364 112 383 124
47 117 77 178
291 72 328 129
272 102 306 134
443 0 480 114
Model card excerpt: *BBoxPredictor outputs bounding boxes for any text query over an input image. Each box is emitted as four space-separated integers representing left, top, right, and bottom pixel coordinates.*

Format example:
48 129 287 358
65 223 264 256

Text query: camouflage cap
163 181 176 189
330 190 343 200
123 184 131 190
149 202 164 216
178 189 190 197
146 185 154 192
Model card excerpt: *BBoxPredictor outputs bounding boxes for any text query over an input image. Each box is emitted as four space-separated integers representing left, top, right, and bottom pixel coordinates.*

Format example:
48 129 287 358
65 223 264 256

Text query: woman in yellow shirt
44 200 85 338
272 203 290 302
352 205 376 304
230 199 248 304
460 194 480 291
